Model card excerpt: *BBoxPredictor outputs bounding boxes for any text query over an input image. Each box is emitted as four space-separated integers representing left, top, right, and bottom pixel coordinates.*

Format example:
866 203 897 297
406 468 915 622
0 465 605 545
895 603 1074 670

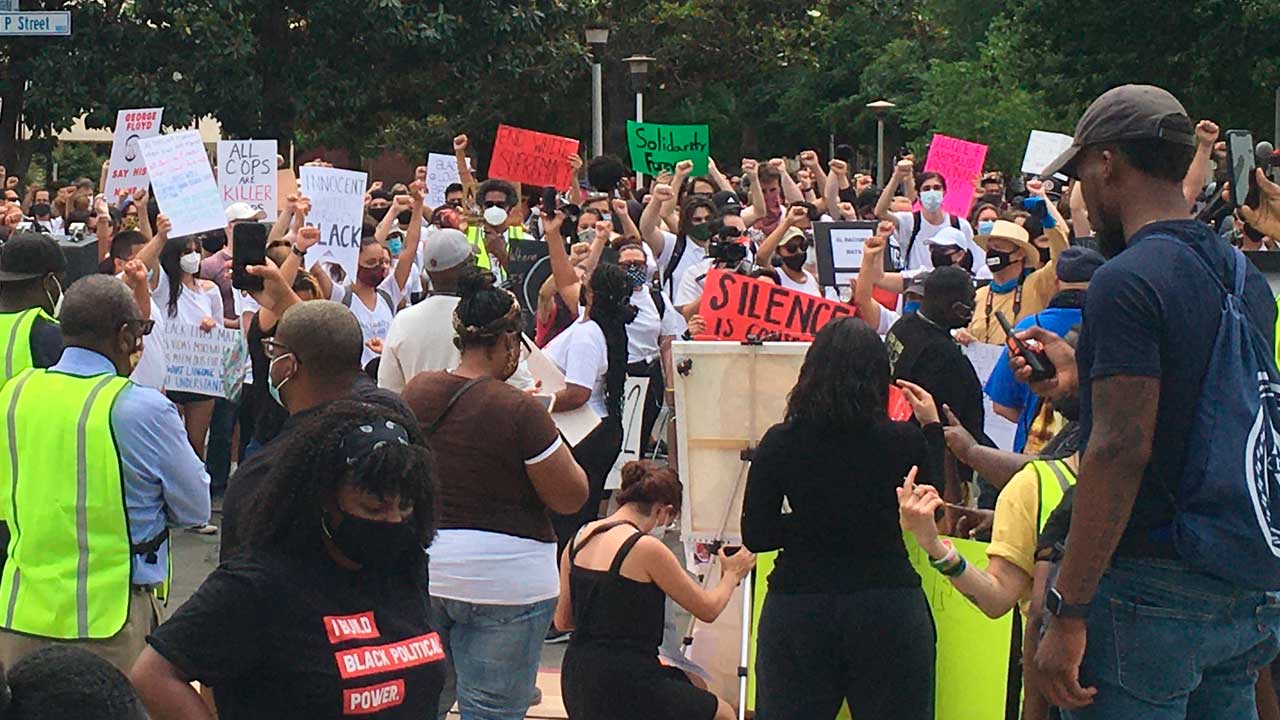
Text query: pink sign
923 134 987 220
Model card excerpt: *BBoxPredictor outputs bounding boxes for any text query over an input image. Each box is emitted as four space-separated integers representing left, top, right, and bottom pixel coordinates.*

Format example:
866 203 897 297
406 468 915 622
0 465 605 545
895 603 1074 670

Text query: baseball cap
712 191 742 215
421 228 473 272
225 202 267 223
927 227 966 248
1056 246 1106 284
904 270 930 297
1041 84 1196 179
0 232 66 282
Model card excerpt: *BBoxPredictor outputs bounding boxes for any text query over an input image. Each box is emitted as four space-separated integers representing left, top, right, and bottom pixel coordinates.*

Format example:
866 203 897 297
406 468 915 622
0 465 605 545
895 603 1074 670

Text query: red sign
323 611 380 644
698 269 855 342
334 632 446 680
344 680 405 715
488 124 580 190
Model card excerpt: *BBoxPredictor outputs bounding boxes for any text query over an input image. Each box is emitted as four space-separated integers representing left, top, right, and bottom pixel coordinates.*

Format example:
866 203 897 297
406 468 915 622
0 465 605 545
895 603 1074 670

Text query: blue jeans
1064 558 1280 720
430 596 555 720
205 396 238 494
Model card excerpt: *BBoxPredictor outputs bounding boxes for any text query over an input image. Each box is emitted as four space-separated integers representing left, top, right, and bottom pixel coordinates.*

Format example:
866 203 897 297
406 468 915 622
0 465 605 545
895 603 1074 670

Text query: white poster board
217 140 278 221
138 131 226 237
1021 130 1073 179
299 166 368 284
524 337 602 445
104 107 164 200
605 377 650 490
964 342 1018 451
425 152 461 209
158 322 248 399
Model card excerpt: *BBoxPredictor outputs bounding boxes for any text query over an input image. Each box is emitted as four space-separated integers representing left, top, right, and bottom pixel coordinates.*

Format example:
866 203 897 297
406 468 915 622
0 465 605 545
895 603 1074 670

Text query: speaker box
54 235 101 285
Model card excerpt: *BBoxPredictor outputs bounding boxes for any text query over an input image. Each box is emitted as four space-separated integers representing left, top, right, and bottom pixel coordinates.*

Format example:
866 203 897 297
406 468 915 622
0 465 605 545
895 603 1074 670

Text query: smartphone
542 187 558 217
1226 129 1255 209
533 394 556 413
995 310 1055 382
232 222 268 292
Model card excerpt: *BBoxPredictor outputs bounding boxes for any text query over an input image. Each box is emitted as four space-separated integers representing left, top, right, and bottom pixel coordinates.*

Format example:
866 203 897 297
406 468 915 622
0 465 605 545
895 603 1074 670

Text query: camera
707 227 748 266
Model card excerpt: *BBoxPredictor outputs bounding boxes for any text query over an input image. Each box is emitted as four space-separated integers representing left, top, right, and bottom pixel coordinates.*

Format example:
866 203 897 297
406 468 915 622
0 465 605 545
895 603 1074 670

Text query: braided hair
587 263 636 419
453 267 522 350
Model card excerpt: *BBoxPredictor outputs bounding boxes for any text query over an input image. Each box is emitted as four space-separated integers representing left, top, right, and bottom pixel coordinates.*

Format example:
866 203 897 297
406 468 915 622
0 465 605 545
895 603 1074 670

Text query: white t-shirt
656 231 707 301
233 291 259 385
778 269 824 297
673 258 714 310
627 286 686 364
890 211 990 278
130 299 167 390
155 272 225 328
545 318 609 418
876 305 900 335
427 529 559 604
330 274 405 368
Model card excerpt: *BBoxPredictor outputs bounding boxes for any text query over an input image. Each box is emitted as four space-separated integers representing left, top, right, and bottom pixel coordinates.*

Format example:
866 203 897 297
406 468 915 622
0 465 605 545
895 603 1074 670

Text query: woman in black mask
132 401 446 720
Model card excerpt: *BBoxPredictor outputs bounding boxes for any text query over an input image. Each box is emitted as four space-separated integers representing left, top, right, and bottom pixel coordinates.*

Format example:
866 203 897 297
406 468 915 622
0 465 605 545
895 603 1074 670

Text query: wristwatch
1045 588 1090 619
291 246 307 258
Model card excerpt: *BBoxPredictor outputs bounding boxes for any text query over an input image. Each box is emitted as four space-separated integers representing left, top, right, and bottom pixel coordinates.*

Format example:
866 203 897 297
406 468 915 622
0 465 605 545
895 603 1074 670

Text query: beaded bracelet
940 555 968 578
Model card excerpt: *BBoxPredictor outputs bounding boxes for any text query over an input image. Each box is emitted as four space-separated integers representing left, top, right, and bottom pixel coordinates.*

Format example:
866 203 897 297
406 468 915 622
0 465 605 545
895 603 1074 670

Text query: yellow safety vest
0 308 54 385
0 369 133 640
466 224 526 272
1031 458 1076 533
1274 296 1280 370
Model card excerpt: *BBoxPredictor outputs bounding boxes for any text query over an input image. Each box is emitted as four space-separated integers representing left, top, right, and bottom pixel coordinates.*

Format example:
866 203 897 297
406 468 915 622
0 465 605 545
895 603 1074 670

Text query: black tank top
568 521 665 652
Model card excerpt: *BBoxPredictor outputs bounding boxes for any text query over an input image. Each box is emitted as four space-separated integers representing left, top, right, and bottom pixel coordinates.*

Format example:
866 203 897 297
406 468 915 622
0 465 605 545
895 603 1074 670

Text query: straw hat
972 219 1041 269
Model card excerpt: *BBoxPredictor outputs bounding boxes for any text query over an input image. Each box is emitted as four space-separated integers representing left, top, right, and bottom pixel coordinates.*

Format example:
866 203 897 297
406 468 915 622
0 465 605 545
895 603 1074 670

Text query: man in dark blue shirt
1026 85 1280 719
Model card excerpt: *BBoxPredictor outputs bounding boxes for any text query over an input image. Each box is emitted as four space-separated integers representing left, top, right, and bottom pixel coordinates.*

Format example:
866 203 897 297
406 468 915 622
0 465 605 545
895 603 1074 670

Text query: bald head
276 301 363 378
60 275 138 341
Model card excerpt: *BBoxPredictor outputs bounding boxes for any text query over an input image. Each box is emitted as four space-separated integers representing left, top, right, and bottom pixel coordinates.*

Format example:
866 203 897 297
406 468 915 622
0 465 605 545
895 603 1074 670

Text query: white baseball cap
225 203 266 223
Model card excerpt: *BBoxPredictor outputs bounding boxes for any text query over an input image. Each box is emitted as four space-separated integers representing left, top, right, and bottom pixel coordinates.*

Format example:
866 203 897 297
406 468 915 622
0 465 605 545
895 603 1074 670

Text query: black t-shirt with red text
147 543 445 719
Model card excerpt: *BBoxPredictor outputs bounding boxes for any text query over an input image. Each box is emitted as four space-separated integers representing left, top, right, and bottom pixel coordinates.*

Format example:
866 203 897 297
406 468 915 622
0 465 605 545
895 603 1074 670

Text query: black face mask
325 510 420 572
931 248 956 267
780 253 806 272
397 209 413 225
29 203 50 217
986 249 1016 273
368 206 390 222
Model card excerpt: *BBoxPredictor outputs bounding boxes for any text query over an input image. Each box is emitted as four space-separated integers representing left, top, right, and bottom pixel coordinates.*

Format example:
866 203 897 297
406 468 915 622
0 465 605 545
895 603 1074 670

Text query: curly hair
453 268 521 350
587 263 636 419
785 317 888 432
677 196 717 246
239 401 436 564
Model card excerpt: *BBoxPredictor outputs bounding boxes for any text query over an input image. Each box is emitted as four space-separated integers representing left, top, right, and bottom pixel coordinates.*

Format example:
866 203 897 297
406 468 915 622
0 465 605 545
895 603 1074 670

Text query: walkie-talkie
995 310 1055 382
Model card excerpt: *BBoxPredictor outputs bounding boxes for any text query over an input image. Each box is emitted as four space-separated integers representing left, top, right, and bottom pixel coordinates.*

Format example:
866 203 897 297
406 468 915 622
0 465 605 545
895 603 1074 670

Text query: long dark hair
676 196 717 246
587 263 636 419
240 402 436 565
159 235 194 319
785 317 888 431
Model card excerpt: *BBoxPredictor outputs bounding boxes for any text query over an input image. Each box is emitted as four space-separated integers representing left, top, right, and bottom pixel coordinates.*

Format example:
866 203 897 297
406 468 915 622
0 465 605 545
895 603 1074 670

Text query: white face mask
920 189 945 213
483 206 508 227
179 252 202 275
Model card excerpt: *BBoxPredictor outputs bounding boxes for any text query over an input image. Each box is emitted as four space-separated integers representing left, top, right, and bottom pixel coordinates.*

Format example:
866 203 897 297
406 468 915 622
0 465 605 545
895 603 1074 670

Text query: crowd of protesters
0 79 1273 720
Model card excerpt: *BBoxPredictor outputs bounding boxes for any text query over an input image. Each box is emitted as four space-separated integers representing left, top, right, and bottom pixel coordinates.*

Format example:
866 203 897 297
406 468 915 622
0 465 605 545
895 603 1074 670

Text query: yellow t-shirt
986 464 1040 615
967 227 1069 345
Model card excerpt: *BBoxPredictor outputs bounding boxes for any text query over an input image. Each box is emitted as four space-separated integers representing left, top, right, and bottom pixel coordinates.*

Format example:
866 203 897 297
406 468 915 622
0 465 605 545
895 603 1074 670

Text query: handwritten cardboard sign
488 125 579 190
137 131 226 237
698 269 854 342
299 166 367 283
157 322 247 399
424 152 461 208
277 168 298 213
105 107 164 200
626 121 710 176
923 134 988 220
217 140 278 220
1021 130 1073 179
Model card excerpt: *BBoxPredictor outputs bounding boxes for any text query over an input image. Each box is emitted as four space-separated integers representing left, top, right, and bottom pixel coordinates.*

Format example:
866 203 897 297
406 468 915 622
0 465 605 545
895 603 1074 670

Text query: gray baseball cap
421 228 473 272
1040 84 1196 179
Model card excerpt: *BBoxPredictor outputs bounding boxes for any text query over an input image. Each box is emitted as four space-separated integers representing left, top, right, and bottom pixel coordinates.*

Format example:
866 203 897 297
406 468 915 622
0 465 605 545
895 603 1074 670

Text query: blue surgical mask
267 353 295 408
387 237 404 257
601 213 613 224
920 189 944 213
903 300 921 315
978 220 995 236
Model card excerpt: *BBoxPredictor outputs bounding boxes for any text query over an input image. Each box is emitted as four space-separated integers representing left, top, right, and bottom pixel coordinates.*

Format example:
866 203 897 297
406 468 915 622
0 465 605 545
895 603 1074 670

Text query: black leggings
754 587 936 720
552 418 624 559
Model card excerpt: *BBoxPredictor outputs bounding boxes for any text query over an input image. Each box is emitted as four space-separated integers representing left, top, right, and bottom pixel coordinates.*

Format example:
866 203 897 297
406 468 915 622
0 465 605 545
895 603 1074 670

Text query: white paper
105 108 164 200
829 225 872 269
606 377 650 490
138 131 226 237
523 336 602 446
299 166 368 284
425 152 461 209
964 342 1019 451
157 322 247 399
217 140 278 221
1021 130 1074 178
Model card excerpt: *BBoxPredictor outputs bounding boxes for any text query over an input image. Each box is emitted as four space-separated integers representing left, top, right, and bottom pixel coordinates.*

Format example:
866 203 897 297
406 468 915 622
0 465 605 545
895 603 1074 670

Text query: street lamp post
866 100 896 189
624 54 656 188
585 25 609 159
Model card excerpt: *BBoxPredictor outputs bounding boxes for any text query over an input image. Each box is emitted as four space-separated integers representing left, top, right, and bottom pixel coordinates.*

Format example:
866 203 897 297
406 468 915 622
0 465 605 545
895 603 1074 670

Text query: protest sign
813 220 878 287
1021 130 1073 179
748 536 1013 719
158 322 247 400
525 338 602 445
965 342 1019 451
138 131 226 237
698 269 854 342
488 125 579 190
605 377 651 490
923 134 988 219
277 168 298 213
299 166 367 283
105 108 164 200
626 121 710 176
217 140 278 220
424 152 462 208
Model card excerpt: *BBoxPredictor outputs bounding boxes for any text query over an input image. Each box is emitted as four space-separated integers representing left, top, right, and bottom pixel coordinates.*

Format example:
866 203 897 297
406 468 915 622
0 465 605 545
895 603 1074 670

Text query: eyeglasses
781 241 808 254
261 339 293 360
483 200 507 209
123 318 155 336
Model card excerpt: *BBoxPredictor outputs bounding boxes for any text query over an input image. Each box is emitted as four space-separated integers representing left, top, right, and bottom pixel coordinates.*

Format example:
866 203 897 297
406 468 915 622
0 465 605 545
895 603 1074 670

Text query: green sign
626 121 710 176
